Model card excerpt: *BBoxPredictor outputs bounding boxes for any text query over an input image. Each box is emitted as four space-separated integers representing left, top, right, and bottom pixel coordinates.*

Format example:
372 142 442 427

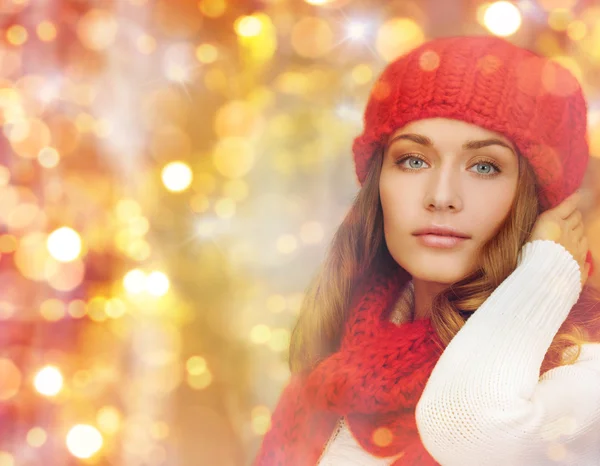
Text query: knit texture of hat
352 35 589 212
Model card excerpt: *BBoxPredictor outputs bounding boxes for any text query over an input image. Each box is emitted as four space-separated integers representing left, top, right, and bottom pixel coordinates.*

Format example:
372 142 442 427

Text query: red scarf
253 267 445 465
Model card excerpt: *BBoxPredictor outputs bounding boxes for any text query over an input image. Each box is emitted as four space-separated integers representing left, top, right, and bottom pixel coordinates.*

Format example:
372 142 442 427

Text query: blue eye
395 155 429 170
471 162 498 175
407 158 426 169
394 155 502 178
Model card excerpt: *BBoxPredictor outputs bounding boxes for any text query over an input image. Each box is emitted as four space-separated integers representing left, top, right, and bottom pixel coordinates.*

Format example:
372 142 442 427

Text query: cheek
473 194 514 240
380 184 411 234
379 181 394 224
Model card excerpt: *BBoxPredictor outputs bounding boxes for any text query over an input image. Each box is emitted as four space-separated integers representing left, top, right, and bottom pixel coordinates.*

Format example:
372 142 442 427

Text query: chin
394 251 475 284
409 271 463 285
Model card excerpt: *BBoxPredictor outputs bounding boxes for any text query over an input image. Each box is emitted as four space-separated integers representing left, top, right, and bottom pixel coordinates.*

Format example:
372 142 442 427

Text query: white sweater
318 240 600 465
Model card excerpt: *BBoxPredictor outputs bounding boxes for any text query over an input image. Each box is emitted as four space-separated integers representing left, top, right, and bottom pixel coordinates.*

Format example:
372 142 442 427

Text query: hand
526 191 590 288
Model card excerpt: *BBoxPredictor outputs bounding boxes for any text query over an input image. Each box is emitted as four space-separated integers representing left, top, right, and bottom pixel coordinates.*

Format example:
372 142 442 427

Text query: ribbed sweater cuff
509 239 582 329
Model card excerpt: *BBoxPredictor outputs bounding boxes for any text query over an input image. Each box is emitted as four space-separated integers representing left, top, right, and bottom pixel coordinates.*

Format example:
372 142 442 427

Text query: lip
415 234 468 249
412 225 471 239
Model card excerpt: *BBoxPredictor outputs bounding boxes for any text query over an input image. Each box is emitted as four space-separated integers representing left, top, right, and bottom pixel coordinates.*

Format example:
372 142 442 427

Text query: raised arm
415 239 600 465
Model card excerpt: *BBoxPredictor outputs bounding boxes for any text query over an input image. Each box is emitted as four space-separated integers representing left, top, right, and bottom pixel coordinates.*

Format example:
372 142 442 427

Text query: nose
424 166 463 212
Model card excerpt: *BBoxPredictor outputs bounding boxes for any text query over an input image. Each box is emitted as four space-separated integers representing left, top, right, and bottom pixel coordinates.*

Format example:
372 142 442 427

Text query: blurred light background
1 0 600 465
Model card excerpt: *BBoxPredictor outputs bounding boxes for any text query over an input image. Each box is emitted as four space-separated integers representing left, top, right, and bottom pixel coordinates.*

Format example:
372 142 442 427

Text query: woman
253 35 600 465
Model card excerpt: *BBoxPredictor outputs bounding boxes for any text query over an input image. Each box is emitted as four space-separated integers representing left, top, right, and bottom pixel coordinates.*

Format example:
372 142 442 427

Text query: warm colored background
0 0 599 465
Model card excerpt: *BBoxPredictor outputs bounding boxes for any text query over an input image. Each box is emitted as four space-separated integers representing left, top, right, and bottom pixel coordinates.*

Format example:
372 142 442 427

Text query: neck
411 278 447 321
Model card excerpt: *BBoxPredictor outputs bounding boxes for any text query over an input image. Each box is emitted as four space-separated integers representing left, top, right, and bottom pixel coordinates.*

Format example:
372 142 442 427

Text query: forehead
387 118 517 151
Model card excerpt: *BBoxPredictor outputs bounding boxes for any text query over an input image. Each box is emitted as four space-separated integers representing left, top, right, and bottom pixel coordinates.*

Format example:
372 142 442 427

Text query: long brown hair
289 148 600 376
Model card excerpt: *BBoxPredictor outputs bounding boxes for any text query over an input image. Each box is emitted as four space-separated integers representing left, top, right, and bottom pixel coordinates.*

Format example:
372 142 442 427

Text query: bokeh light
66 425 103 459
40 299 66 321
146 271 170 296
97 406 122 435
346 21 368 40
376 18 424 62
6 25 28 46
291 17 334 59
483 1 522 36
26 428 47 448
0 452 14 466
123 269 147 294
212 137 255 178
34 365 64 397
36 21 57 42
162 161 193 192
251 405 271 435
235 15 263 37
38 147 60 168
77 9 118 51
199 0 226 18
47 227 82 262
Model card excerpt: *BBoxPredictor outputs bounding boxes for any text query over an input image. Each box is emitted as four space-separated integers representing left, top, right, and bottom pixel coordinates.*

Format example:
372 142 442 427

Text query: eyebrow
386 133 516 155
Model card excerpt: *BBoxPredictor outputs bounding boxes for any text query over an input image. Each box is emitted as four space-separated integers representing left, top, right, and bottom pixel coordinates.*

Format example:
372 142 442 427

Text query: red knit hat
352 35 594 277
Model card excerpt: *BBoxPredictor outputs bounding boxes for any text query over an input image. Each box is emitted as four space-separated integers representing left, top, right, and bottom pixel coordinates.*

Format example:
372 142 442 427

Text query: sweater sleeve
415 239 600 466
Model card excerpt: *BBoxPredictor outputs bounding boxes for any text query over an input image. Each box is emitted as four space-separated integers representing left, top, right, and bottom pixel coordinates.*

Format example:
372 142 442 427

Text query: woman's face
379 117 520 284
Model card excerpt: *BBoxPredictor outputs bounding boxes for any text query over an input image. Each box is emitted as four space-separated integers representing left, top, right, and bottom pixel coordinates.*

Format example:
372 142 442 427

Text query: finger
582 262 591 287
555 192 581 219
572 222 585 241
565 210 582 229
579 239 589 263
